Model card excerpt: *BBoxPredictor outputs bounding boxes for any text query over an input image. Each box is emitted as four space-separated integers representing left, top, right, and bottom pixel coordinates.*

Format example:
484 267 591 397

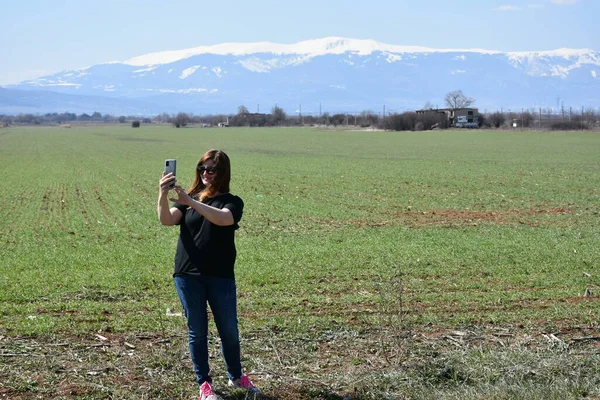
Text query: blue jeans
174 274 242 385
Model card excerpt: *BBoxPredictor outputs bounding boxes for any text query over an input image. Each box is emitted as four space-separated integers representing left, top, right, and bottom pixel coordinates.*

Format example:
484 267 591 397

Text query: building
416 108 480 128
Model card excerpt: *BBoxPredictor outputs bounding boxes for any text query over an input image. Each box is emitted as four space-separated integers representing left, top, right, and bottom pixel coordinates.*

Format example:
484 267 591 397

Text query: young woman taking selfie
157 149 258 400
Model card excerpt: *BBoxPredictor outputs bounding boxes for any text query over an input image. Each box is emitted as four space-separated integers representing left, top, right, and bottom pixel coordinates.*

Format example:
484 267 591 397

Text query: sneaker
228 374 260 392
198 381 220 400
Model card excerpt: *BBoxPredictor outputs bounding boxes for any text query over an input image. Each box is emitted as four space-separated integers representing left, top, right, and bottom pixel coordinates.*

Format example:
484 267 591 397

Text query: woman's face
199 159 217 187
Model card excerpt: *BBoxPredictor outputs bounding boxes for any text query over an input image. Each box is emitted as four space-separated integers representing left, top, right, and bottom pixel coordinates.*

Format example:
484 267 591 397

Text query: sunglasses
197 165 218 175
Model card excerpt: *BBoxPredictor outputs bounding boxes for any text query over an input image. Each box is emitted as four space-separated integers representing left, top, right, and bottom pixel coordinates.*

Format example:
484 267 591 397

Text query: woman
157 149 259 400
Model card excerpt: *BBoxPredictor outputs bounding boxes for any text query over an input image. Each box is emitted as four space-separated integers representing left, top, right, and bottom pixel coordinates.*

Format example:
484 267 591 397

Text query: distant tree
478 113 489 128
15 113 36 124
419 112 449 130
229 114 244 126
172 112 190 128
1 115 13 125
91 111 102 120
387 112 418 131
522 111 535 128
488 112 506 128
551 121 588 131
56 112 76 123
237 105 249 116
331 113 346 127
250 113 267 127
154 113 171 124
270 105 286 125
118 116 127 123
360 110 378 127
444 90 475 110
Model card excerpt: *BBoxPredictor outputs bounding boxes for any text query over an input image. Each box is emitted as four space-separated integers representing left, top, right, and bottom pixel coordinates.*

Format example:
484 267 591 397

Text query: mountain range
2 37 599 116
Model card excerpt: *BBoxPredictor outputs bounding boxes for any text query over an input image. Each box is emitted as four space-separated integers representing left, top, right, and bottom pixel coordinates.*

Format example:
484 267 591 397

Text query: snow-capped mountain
4 37 600 115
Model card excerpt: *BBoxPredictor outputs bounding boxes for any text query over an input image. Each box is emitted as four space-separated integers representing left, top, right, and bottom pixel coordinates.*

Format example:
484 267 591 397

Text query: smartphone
164 159 177 176
164 159 177 188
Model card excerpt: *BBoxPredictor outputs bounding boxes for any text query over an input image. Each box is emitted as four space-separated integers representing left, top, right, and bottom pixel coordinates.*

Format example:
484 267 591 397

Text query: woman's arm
158 173 183 226
188 199 234 226
170 186 234 226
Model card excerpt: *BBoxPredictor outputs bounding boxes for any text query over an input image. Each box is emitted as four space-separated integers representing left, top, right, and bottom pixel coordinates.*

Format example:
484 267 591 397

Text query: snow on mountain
4 37 600 115
506 48 600 78
121 37 501 67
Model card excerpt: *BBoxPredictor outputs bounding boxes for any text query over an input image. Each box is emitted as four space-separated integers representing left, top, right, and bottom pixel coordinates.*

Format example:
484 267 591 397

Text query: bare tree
237 105 249 116
270 105 286 125
487 112 506 128
444 90 475 110
522 111 535 128
172 112 190 128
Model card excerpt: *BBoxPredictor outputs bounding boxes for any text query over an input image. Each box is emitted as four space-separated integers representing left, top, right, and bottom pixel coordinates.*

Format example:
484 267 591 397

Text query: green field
1 125 599 399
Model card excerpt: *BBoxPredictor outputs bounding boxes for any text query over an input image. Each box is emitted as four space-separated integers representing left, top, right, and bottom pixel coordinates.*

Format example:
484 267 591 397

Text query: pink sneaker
198 381 220 400
228 374 260 392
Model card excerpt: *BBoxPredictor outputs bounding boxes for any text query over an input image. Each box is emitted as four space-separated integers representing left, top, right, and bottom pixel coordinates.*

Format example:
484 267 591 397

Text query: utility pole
319 103 322 117
383 105 386 122
257 104 260 113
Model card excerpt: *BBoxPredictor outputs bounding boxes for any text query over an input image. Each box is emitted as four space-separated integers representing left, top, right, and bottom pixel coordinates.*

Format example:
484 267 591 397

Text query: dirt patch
401 207 573 228
308 207 575 230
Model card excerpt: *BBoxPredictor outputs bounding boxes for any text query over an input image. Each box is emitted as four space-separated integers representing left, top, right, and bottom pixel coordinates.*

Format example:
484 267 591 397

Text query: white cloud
528 3 545 8
550 0 577 4
494 5 522 11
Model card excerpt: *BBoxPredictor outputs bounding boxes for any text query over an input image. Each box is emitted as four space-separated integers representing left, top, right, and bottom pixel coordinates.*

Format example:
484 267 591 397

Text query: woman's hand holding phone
161 159 177 192
160 171 177 192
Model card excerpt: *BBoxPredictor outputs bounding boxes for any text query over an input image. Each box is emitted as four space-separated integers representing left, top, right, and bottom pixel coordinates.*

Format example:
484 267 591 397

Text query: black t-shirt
172 193 243 279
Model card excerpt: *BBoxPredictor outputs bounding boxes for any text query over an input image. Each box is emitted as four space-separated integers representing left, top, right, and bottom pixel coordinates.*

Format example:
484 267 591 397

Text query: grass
0 125 599 399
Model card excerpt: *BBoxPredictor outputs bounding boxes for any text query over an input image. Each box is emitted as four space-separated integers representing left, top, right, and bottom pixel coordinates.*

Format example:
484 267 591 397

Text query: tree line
1 90 598 131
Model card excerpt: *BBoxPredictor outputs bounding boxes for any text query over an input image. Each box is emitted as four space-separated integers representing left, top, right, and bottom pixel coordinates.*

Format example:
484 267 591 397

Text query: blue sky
0 0 597 85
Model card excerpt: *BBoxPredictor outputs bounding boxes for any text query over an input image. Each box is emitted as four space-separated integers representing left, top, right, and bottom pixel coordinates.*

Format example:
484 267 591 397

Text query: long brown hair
188 149 231 201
